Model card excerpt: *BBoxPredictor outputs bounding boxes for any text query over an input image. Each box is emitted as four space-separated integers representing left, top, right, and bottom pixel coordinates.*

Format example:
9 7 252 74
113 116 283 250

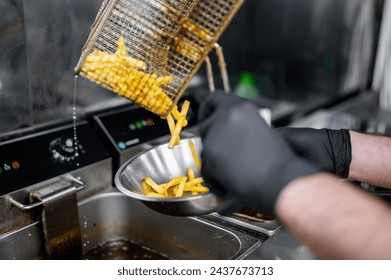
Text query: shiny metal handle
9 199 43 211
9 176 86 211
65 175 87 190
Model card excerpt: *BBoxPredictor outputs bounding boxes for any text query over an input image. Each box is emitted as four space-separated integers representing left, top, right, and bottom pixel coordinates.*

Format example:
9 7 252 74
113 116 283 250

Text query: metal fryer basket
74 0 244 116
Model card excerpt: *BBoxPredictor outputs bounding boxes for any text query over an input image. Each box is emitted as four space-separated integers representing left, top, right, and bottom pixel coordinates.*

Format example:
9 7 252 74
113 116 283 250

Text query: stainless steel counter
245 228 317 260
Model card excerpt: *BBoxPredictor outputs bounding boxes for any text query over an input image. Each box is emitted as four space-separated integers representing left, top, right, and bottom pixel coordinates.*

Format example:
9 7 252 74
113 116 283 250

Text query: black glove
277 127 351 178
198 90 318 214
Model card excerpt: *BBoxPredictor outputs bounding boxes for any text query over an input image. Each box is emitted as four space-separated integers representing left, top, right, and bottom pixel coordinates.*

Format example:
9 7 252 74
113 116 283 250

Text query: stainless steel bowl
114 137 222 216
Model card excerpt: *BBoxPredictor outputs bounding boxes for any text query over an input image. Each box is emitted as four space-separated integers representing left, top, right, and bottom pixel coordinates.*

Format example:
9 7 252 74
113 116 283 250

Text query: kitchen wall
217 0 377 100
0 0 118 137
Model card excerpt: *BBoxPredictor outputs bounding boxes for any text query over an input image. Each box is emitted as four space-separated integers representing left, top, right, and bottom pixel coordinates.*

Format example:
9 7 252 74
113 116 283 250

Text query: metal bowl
114 137 222 216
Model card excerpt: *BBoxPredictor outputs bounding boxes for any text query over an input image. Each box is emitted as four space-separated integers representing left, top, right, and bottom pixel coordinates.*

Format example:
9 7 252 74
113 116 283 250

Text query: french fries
189 139 201 170
80 37 174 116
142 168 209 198
171 20 211 61
181 19 212 42
171 35 203 61
141 143 206 198
167 100 190 149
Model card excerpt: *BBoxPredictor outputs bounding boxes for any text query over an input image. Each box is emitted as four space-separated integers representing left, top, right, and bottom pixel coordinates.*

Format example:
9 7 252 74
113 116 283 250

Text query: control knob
49 137 81 163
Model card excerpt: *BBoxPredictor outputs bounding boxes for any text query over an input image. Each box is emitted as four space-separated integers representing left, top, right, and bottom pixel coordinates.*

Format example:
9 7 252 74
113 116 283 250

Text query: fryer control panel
94 95 199 152
0 122 110 195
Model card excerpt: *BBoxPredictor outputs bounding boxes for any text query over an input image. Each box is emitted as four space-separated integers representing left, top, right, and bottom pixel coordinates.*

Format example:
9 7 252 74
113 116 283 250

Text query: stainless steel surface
208 213 281 237
115 137 223 216
9 176 86 211
1 159 112 236
0 190 261 259
244 228 317 260
29 180 82 259
0 222 45 260
5 175 91 259
118 136 171 167
79 191 260 259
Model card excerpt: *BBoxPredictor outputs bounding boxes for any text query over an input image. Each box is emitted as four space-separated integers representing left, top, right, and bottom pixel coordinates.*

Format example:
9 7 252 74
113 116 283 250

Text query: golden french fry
141 179 153 194
166 113 180 145
167 100 191 149
175 176 188 197
183 186 209 193
146 192 165 197
189 139 201 170
144 177 164 194
187 167 199 195
163 176 183 197
166 113 176 133
180 100 190 115
168 116 186 149
184 177 204 187
169 101 190 147
171 106 188 127
187 168 195 181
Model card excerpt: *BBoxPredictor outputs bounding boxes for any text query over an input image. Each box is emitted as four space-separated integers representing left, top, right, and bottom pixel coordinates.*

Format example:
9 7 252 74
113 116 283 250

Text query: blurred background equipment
216 0 376 104
373 0 391 110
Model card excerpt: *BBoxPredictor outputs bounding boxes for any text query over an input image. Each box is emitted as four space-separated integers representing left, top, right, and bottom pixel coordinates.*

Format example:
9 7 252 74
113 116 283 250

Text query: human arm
276 173 391 259
278 127 391 189
349 131 391 188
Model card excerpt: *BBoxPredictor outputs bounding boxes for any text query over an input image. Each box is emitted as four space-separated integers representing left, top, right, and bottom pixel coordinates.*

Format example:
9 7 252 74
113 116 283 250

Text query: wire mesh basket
74 0 244 116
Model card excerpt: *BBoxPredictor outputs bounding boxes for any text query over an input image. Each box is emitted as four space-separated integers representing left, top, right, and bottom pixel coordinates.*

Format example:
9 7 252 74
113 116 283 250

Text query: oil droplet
73 75 80 167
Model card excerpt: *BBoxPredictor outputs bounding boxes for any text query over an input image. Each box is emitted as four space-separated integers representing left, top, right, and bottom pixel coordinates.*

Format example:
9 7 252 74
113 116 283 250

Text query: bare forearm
276 173 391 259
348 131 391 188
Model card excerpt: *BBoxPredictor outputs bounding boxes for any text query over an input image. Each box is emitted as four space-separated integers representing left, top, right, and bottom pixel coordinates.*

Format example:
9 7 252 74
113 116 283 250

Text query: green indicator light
235 72 259 100
136 121 143 129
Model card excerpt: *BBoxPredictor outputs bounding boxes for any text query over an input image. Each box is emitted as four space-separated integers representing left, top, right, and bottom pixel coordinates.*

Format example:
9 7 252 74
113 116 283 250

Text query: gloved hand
198 90 318 214
277 127 352 178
